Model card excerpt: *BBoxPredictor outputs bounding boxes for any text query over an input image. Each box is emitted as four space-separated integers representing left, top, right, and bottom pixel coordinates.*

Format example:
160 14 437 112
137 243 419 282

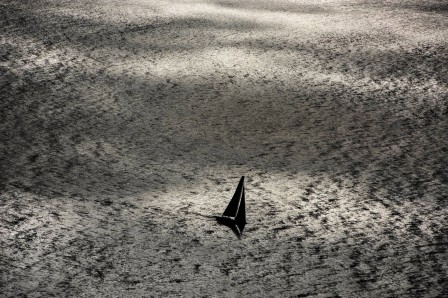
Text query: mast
235 187 246 234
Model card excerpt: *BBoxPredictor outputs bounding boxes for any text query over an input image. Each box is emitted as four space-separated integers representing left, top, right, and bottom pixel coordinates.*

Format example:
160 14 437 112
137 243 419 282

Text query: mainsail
217 176 247 237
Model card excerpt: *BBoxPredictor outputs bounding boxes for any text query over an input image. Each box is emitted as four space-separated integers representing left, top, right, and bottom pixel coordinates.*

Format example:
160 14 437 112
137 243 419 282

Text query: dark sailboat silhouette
216 176 247 238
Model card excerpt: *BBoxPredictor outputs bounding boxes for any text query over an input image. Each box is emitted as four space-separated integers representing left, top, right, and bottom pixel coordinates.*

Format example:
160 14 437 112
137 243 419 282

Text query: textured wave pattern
1 0 447 296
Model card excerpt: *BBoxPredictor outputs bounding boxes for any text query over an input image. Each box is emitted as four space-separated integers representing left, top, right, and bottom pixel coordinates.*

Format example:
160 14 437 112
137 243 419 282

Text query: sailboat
216 176 247 238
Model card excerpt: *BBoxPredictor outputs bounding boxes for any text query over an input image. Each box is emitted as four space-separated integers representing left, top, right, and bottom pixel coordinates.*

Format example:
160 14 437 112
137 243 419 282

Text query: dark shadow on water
355 0 448 15
394 2 448 14
216 216 242 239
212 0 332 14
0 4 265 56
